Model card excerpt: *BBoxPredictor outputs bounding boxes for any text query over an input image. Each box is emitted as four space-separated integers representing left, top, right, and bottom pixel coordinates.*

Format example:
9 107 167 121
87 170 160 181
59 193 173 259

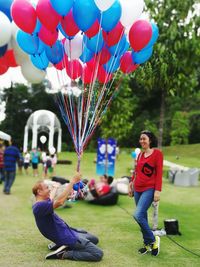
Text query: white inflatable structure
23 110 62 153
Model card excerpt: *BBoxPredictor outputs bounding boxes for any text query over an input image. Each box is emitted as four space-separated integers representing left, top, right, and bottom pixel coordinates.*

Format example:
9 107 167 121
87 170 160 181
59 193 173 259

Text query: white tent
23 110 62 153
0 131 11 141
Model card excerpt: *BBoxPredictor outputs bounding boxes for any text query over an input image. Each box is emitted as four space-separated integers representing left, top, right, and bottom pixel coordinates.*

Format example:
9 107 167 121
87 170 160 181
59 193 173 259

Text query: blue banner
107 138 116 176
96 138 116 176
96 138 106 175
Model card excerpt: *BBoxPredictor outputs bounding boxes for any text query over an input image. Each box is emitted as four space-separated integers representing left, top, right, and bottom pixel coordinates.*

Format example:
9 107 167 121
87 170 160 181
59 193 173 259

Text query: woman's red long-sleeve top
132 149 163 192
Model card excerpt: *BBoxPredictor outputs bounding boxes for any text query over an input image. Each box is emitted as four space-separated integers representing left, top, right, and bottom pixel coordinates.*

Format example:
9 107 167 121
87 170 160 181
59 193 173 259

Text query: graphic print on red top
132 149 163 192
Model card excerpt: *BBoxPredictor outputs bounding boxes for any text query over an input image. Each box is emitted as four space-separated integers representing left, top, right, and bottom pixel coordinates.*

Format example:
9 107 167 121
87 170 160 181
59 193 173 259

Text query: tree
133 0 200 147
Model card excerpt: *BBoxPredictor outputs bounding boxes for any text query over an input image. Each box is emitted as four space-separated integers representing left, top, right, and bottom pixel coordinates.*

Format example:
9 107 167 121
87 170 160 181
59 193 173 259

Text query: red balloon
61 10 79 37
129 20 152 52
36 0 61 31
97 66 112 84
82 66 93 84
38 25 58 46
103 22 125 47
5 50 18 67
11 0 37 33
120 51 138 74
85 20 100 38
67 60 82 80
86 57 98 71
0 57 9 75
99 46 111 65
54 54 68 70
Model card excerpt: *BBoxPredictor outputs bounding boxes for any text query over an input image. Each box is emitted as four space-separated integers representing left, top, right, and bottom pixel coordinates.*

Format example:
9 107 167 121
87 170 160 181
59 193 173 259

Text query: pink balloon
129 20 152 52
11 0 37 33
120 51 138 74
38 25 58 46
82 66 93 84
99 46 111 65
103 22 125 47
36 0 61 31
61 10 79 37
97 66 112 84
85 20 100 38
67 60 82 80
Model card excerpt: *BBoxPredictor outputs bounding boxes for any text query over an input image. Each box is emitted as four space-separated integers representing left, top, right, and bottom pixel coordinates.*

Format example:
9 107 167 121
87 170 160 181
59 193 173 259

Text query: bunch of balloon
9 0 159 170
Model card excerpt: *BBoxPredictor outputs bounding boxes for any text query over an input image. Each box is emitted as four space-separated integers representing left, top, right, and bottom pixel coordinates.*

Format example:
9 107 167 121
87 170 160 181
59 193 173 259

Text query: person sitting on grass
32 172 103 261
84 174 113 201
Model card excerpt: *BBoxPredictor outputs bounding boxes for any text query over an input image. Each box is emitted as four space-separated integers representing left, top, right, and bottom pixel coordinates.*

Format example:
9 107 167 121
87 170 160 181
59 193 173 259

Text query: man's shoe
45 245 67 260
48 242 59 251
138 244 152 255
151 236 160 256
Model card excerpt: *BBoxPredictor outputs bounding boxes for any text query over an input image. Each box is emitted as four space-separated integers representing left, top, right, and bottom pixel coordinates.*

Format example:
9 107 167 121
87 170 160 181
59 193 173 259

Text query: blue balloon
145 22 159 49
37 40 46 55
109 35 126 57
50 0 73 16
131 151 137 159
0 0 13 21
33 19 42 35
132 46 153 64
31 52 49 70
17 30 39 55
0 44 7 57
73 181 84 191
80 46 94 63
103 56 120 73
84 31 104 53
101 0 122 32
45 40 64 64
73 0 99 31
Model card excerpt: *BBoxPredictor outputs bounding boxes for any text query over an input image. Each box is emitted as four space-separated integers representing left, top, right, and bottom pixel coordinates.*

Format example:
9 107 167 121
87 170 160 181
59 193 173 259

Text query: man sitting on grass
32 172 103 261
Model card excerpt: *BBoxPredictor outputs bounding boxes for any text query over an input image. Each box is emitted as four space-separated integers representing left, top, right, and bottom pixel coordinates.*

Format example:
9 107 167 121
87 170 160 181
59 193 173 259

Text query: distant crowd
0 140 57 194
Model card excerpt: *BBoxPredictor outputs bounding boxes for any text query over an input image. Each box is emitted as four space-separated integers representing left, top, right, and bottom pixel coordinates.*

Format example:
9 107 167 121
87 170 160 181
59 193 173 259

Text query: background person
24 151 31 175
3 140 20 194
31 148 40 177
32 172 103 261
128 130 163 256
0 144 5 184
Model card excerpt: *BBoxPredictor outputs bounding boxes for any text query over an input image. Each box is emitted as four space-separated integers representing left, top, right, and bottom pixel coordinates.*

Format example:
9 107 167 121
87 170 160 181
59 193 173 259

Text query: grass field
0 145 200 267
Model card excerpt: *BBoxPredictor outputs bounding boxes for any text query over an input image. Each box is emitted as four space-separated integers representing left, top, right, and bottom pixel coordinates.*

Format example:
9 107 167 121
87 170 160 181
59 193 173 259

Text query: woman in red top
129 130 163 256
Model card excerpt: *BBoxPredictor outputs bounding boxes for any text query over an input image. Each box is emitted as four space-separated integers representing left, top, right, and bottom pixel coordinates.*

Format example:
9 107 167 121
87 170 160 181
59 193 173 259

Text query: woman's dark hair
140 130 158 148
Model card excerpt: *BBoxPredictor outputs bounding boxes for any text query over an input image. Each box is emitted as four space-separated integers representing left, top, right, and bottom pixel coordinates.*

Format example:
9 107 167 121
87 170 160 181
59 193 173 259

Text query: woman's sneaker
138 244 152 255
151 236 160 256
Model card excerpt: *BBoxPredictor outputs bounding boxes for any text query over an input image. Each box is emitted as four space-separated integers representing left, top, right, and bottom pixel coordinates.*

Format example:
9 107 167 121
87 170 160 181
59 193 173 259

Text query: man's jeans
0 168 4 182
133 188 155 245
4 171 16 193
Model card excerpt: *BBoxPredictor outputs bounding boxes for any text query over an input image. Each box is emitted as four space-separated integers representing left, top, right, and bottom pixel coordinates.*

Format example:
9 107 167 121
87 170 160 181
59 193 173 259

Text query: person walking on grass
128 130 163 256
3 140 20 194
32 172 103 262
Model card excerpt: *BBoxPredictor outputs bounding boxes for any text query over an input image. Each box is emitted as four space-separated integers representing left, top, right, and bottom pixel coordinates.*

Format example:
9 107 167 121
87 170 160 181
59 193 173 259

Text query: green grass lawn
0 147 200 267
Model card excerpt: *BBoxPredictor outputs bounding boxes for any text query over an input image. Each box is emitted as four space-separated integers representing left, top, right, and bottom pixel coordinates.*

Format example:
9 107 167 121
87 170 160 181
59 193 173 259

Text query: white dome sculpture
23 110 62 153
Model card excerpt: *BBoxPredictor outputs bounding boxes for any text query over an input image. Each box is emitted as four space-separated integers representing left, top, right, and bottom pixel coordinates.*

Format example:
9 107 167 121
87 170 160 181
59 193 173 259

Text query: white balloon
94 0 115 11
49 146 56 155
0 12 12 46
64 33 83 60
21 60 46 84
40 135 47 144
120 0 144 27
135 148 141 155
11 35 29 65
